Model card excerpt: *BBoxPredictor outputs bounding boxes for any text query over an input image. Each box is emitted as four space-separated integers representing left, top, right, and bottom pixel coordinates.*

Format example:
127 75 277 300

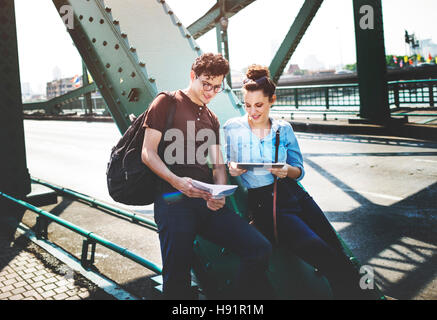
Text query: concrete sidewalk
0 213 114 300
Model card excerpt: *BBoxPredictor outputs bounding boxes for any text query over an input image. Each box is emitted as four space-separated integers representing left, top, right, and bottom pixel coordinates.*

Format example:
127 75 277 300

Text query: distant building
46 76 82 99
287 64 301 74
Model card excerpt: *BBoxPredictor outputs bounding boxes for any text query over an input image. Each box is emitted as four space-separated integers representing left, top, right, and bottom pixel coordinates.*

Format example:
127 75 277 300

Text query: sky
14 0 437 94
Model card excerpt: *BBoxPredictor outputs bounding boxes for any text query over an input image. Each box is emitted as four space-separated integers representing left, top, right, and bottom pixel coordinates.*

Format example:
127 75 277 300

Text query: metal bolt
139 62 145 67
121 33 127 38
103 41 107 46
89 17 93 22
105 7 112 13
114 44 119 50
131 72 136 77
149 78 155 83
129 47 136 53
113 20 119 25
106 63 110 68
99 19 104 24
118 67 123 73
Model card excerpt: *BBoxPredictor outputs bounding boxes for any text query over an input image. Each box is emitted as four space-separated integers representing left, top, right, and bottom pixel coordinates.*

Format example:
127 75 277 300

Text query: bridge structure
1 0 435 299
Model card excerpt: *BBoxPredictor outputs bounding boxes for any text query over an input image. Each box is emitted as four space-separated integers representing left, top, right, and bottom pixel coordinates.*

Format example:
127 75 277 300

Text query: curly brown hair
243 64 276 101
191 53 230 78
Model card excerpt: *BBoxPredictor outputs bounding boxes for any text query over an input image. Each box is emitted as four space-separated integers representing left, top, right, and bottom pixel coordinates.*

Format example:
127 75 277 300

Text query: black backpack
106 91 177 205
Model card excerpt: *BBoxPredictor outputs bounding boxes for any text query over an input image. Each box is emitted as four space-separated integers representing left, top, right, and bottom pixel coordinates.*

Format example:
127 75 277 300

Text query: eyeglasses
196 75 224 93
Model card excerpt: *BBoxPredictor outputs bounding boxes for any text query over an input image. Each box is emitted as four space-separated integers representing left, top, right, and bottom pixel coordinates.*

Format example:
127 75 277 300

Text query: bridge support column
0 0 31 200
352 0 391 124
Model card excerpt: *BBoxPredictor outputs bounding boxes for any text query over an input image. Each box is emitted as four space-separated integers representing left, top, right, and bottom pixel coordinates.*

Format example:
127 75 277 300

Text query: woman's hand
228 161 247 177
172 177 211 200
207 197 226 211
269 165 289 179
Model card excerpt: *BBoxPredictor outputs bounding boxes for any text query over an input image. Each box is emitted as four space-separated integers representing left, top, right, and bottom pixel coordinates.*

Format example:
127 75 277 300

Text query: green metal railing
232 79 437 111
31 177 157 230
389 79 436 107
0 190 162 274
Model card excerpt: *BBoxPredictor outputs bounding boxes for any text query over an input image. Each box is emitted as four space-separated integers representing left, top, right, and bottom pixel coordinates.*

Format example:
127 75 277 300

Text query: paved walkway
0 220 114 300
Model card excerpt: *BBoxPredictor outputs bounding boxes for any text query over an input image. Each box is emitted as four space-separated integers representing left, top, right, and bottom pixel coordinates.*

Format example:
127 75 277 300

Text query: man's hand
206 197 225 211
172 177 211 200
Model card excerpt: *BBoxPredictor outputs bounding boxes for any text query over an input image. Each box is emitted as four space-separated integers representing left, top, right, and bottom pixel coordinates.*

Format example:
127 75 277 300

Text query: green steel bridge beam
52 0 160 134
187 0 256 39
0 0 31 198
82 60 93 115
23 82 97 114
352 0 390 123
269 0 324 84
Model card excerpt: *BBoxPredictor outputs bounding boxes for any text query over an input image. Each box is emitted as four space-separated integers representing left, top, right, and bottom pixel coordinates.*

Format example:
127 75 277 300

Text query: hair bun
246 64 270 81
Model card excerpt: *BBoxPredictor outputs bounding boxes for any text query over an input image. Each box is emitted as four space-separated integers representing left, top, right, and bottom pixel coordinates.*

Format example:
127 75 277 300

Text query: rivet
99 19 104 24
195 47 200 51
176 22 182 26
185 34 191 38
118 67 123 73
139 62 145 67
167 10 173 15
113 20 119 25
106 63 110 68
103 41 107 46
105 7 112 13
131 72 136 78
79 15 83 20
92 38 96 43
89 17 93 22
129 47 136 53
121 33 127 38
114 44 119 50
149 78 155 83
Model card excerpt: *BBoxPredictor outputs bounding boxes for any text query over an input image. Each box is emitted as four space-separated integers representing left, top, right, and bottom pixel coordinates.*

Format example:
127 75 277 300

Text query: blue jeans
248 180 371 299
154 192 272 299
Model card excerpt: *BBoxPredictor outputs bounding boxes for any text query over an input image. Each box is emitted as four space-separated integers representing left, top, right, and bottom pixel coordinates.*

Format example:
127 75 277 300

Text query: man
141 53 272 299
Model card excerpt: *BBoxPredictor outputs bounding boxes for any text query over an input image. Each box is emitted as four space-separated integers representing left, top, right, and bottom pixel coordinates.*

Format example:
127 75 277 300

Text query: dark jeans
154 192 272 299
248 179 371 299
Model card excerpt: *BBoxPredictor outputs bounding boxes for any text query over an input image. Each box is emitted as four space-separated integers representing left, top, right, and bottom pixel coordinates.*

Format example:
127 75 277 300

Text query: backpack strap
156 91 177 158
155 91 177 195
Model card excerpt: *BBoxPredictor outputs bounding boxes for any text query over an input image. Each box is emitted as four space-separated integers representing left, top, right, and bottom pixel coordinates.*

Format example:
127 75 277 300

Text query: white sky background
14 0 437 94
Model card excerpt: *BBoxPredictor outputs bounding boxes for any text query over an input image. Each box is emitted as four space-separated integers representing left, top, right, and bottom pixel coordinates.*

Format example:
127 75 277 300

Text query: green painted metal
52 0 159 133
353 0 390 123
23 82 97 114
0 190 162 274
0 0 31 198
187 0 256 39
82 61 93 115
31 177 158 230
269 0 324 84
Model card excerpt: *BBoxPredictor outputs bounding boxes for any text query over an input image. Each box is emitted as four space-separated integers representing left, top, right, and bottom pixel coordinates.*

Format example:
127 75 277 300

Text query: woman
223 65 376 300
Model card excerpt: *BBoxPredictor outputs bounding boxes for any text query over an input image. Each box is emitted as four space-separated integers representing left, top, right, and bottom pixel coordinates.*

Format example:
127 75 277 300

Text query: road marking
414 159 437 164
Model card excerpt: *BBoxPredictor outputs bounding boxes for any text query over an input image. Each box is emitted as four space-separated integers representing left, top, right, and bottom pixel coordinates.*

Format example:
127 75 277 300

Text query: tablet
236 163 286 170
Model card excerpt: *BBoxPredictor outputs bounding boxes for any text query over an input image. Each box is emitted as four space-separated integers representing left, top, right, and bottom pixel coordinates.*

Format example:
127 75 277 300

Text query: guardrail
232 79 437 111
0 190 162 274
31 177 157 230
